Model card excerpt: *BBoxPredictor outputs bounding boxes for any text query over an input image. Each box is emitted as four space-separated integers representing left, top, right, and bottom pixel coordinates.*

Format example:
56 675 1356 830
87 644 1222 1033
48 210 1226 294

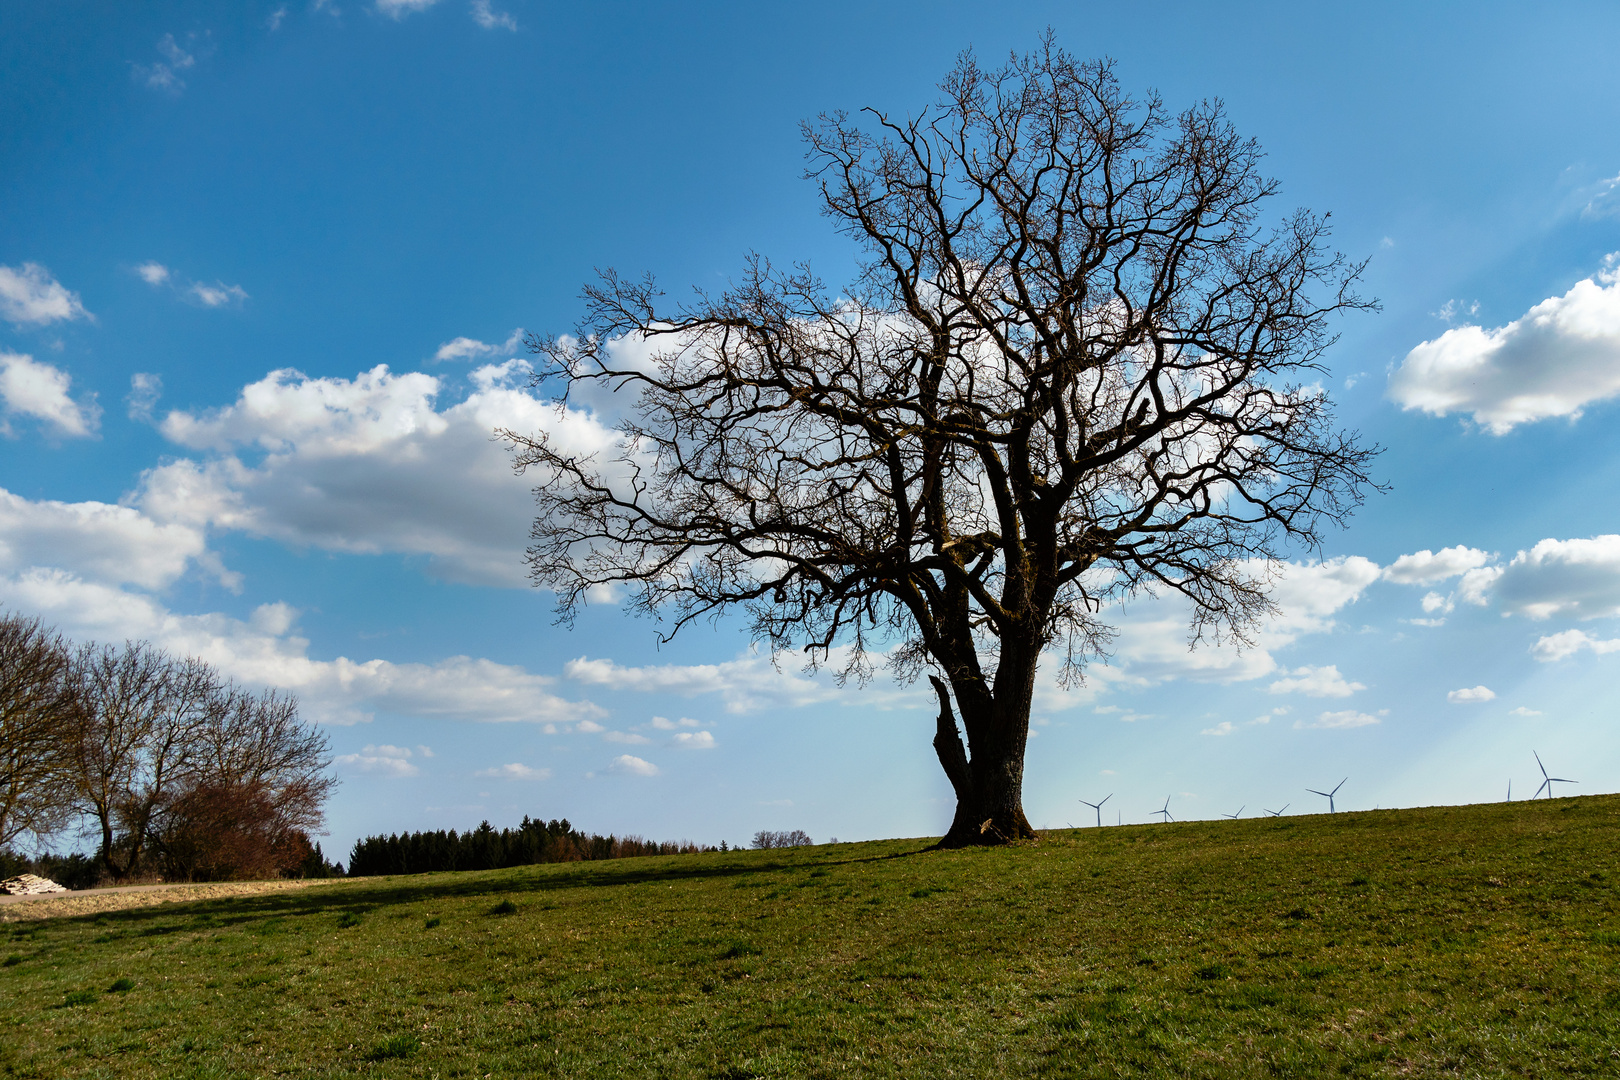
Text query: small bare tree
0 614 80 850
506 40 1377 846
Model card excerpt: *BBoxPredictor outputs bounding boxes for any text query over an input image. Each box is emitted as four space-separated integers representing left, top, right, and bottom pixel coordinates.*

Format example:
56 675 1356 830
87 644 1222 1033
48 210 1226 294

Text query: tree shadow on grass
53 841 944 932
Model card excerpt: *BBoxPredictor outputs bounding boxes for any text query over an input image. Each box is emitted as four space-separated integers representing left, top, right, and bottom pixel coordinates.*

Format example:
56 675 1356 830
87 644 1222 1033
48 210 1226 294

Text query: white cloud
1388 257 1620 433
1447 685 1496 704
267 6 288 30
1481 536 1620 620
1296 709 1383 730
646 715 700 730
475 762 551 780
376 0 439 16
1530 628 1620 662
1382 546 1492 586
127 373 163 422
0 353 100 438
0 263 90 326
137 263 248 308
143 363 616 587
1200 721 1234 736
670 730 716 749
1096 557 1380 688
603 730 651 745
1510 706 1543 717
1267 665 1365 698
607 754 659 777
0 486 215 590
189 282 249 308
434 329 524 362
565 651 877 713
132 33 196 92
469 0 516 29
0 568 602 727
335 744 419 777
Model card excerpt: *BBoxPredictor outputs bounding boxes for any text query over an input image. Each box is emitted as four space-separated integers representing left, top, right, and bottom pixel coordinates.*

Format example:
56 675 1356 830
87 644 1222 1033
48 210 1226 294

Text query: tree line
0 611 337 884
346 816 715 876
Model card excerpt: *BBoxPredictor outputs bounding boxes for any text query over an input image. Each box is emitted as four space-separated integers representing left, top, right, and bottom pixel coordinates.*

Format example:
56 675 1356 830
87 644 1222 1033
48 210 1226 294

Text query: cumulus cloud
135 262 170 286
141 362 616 587
475 762 551 780
607 754 658 777
1382 546 1492 586
0 263 90 326
1267 665 1366 698
1477 537 1620 620
1200 721 1234 736
1296 709 1383 730
469 0 516 29
1530 629 1620 662
1447 685 1496 704
0 487 217 590
670 730 716 749
1 568 602 726
1509 706 1543 717
0 353 100 438
564 651 880 713
335 743 420 777
1098 557 1381 688
1388 256 1620 433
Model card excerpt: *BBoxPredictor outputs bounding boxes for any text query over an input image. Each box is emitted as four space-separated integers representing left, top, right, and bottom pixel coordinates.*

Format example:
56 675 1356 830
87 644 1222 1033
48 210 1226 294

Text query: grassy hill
3 797 1619 1079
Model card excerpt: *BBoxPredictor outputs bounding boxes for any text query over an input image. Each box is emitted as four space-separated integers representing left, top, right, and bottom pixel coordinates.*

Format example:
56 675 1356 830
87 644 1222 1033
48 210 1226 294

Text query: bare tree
68 643 211 879
0 614 80 850
506 40 1377 846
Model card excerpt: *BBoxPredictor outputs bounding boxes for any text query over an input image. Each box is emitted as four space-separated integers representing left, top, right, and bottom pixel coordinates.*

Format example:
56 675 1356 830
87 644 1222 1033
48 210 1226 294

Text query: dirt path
0 878 342 922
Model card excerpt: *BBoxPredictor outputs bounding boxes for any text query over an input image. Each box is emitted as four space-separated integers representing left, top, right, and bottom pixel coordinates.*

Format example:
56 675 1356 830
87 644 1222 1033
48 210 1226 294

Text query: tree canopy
507 39 1377 845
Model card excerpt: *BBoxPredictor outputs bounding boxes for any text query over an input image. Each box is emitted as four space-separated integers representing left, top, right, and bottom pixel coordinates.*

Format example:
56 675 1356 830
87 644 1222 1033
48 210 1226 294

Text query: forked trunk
929 674 1038 847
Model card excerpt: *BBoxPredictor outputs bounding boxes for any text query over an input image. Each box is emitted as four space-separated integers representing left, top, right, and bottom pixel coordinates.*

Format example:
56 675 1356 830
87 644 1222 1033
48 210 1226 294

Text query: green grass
3 797 1619 1077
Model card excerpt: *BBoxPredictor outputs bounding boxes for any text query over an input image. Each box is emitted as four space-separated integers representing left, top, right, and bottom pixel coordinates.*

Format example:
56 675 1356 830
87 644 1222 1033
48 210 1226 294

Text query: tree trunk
931 664 1038 848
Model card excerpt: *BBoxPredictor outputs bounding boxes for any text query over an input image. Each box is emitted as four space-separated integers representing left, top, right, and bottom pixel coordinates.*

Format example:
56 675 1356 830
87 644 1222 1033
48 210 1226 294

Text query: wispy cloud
475 762 551 780
132 33 197 93
336 743 420 777
470 0 516 29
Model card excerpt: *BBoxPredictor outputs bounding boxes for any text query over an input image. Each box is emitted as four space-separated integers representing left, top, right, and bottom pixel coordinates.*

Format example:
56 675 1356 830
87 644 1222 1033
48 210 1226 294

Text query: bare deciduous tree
0 615 80 849
506 41 1377 846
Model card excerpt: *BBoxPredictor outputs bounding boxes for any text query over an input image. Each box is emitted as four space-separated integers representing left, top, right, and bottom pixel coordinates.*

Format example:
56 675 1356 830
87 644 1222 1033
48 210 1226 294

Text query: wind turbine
1263 804 1289 817
1532 752 1577 799
1221 806 1245 819
1151 796 1174 824
1079 793 1114 828
1307 778 1347 813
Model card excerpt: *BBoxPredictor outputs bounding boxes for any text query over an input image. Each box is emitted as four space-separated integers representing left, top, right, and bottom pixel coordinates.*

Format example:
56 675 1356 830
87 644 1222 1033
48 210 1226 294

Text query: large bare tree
506 41 1377 846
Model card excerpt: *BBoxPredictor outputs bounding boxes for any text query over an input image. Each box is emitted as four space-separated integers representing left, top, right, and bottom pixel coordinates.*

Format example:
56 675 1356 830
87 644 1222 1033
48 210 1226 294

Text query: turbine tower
1079 793 1114 828
1532 752 1577 799
1307 778 1347 814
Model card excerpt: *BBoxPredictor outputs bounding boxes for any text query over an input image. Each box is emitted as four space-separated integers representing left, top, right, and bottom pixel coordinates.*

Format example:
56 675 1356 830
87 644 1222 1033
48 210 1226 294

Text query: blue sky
4 2 1620 855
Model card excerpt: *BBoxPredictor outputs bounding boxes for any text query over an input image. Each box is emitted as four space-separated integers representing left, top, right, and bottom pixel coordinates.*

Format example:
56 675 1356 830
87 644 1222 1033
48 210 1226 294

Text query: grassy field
3 797 1619 1079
